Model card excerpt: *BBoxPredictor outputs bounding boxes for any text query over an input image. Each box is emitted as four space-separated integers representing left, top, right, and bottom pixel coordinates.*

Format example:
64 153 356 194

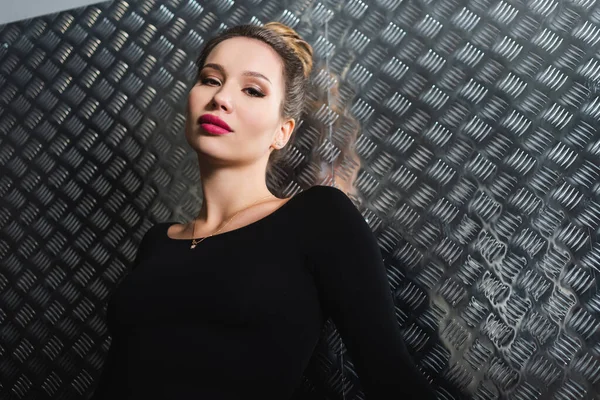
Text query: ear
271 118 295 150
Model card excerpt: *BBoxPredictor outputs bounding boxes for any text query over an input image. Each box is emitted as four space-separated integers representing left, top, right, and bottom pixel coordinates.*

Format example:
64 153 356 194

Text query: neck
196 155 274 227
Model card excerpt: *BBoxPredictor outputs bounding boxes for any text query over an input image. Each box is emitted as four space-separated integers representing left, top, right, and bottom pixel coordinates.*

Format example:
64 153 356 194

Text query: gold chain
190 194 274 249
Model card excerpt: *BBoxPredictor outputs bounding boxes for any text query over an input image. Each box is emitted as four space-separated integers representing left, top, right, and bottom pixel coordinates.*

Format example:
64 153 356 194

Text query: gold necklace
190 194 274 249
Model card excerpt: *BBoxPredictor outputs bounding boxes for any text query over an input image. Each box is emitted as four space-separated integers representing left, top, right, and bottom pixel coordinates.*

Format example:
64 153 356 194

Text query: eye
244 87 266 98
199 76 265 98
201 77 220 86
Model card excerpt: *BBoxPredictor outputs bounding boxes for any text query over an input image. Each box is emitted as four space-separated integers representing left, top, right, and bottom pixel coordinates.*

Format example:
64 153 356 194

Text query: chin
185 130 212 150
192 145 233 166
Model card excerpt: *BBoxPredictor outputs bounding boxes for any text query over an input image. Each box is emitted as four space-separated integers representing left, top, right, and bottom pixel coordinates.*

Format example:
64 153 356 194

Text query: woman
91 22 437 400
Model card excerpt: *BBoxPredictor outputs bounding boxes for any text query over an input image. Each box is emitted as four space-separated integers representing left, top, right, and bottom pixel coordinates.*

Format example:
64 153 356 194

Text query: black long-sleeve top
90 185 437 399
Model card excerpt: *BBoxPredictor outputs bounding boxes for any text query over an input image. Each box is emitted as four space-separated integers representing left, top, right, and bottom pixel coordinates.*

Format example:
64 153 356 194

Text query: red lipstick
198 114 232 135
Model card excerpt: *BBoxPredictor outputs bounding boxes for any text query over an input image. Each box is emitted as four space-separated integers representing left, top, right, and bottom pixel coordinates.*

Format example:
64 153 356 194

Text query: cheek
187 86 204 113
240 100 279 136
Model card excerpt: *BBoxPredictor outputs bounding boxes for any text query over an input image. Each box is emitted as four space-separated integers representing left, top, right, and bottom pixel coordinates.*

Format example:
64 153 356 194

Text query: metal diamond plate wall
1 0 600 399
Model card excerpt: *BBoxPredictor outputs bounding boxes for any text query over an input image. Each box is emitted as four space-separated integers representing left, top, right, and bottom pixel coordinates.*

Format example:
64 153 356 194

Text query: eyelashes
199 77 266 98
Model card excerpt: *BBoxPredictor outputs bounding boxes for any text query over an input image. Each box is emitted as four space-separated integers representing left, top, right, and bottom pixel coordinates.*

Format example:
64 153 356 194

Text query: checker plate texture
1 0 600 399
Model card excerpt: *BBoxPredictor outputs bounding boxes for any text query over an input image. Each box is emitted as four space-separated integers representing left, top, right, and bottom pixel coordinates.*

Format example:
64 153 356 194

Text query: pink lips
198 114 232 135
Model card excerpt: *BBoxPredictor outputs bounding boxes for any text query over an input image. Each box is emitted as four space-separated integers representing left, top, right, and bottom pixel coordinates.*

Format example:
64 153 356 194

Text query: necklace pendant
190 243 196 249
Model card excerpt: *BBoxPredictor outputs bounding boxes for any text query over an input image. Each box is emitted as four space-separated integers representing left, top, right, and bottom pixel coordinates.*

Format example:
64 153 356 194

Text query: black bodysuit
91 185 436 399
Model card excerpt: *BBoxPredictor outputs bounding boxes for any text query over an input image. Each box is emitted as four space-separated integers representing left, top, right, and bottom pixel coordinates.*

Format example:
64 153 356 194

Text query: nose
210 85 233 113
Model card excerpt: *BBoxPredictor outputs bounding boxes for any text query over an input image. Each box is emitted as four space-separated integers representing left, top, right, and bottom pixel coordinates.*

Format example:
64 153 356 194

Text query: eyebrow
201 63 272 85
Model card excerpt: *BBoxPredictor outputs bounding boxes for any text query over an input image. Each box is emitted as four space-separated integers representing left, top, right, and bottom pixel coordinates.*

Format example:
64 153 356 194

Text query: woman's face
185 37 293 167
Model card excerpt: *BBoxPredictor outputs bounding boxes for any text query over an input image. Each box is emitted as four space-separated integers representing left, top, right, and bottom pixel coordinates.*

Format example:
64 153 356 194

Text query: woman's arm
89 224 154 399
88 335 123 400
306 186 437 399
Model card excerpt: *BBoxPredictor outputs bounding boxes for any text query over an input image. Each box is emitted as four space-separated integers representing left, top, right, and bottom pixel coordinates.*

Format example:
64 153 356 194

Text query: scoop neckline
164 191 305 242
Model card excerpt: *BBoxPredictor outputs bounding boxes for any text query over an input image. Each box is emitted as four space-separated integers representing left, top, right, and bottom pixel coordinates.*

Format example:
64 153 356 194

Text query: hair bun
264 22 314 79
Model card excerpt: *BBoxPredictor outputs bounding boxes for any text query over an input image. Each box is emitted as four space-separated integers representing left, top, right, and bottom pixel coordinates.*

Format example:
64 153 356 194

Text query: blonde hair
263 22 313 79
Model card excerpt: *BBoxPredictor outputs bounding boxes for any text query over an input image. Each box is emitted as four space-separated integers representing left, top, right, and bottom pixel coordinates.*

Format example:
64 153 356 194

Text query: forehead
205 37 284 81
